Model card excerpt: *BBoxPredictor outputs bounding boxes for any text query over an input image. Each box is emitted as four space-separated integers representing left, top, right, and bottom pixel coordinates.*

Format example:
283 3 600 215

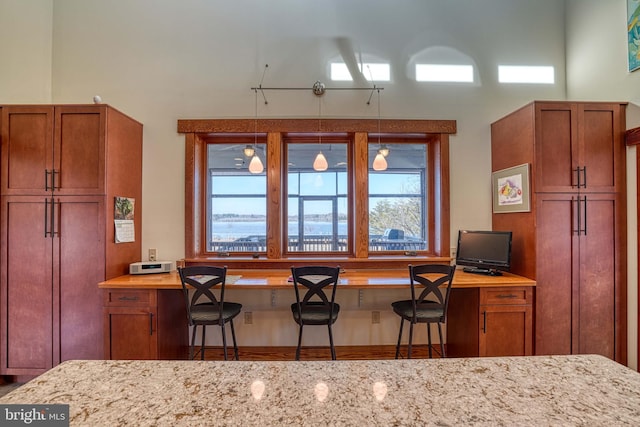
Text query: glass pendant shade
313 151 328 171
372 153 388 171
378 145 389 157
248 154 264 173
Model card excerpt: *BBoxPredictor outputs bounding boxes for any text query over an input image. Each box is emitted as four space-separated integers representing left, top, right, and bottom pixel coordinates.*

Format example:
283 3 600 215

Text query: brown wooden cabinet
447 286 533 357
103 289 188 360
0 104 142 376
491 101 627 363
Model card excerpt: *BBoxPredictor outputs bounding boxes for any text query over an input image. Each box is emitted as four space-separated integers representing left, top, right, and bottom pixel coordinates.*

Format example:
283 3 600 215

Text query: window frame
179 118 454 268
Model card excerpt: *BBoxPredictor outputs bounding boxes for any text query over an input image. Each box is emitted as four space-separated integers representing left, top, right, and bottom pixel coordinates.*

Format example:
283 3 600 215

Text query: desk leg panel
447 288 480 357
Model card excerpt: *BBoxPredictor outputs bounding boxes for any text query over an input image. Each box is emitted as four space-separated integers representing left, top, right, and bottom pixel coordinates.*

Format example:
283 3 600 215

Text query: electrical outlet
149 248 157 261
450 247 456 259
372 311 380 324
244 312 253 325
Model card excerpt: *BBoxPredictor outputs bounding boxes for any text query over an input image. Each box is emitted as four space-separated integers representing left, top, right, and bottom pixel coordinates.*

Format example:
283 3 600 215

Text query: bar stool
290 265 341 360
391 264 456 359
178 265 242 360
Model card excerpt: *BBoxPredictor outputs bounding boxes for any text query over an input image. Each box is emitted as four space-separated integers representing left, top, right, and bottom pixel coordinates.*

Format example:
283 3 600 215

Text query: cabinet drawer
104 289 157 307
480 287 532 305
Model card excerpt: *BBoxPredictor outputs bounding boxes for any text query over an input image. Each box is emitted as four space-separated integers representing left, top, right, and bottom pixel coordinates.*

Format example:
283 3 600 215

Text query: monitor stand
462 267 503 276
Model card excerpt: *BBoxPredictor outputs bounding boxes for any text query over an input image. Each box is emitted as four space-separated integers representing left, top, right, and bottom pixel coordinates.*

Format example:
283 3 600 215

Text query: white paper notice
115 219 135 243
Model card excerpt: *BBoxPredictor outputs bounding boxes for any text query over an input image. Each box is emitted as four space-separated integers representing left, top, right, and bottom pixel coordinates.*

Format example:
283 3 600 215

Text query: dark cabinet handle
44 198 50 237
582 166 587 188
496 294 518 299
52 199 59 237
482 311 487 334
582 196 587 235
149 313 154 335
118 296 139 301
52 169 60 190
573 197 580 235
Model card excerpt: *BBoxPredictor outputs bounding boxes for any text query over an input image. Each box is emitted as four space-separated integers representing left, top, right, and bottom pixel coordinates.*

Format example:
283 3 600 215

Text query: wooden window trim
179 118 456 269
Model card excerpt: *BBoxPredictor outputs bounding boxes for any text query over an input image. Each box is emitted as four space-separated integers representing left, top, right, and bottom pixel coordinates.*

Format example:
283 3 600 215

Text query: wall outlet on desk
372 311 380 324
148 248 157 261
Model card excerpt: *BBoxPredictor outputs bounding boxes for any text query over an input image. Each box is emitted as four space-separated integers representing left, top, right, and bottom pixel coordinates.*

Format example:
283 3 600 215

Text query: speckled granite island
1 355 639 426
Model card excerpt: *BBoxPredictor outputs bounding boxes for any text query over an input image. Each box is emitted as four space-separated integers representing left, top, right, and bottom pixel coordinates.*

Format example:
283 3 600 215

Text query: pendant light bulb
313 151 328 171
248 154 264 173
378 144 389 157
243 145 255 157
372 153 388 171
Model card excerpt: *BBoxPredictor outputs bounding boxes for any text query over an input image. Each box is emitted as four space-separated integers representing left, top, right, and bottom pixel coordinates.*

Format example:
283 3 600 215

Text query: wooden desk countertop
99 268 535 290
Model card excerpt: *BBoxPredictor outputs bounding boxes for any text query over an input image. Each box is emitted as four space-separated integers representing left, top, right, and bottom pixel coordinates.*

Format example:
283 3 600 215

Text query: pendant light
313 97 328 171
249 89 264 174
372 88 388 171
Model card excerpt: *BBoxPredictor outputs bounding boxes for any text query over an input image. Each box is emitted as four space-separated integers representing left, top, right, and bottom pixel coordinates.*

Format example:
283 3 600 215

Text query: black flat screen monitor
455 230 512 275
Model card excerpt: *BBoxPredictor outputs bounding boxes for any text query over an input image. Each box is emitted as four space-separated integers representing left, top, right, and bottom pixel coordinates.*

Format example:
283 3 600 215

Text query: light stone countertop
1 355 639 426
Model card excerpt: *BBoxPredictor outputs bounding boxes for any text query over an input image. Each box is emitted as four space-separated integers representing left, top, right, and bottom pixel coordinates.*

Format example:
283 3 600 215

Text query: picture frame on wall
629 0 640 72
492 163 530 213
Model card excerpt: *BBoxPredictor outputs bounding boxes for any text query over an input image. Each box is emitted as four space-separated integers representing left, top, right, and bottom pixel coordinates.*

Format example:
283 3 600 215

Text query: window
368 143 427 252
207 141 267 253
286 141 349 253
180 119 453 265
415 64 474 83
498 65 554 84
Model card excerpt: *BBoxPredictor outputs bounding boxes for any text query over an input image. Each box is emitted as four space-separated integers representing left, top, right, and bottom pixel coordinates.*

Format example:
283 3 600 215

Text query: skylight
330 63 390 81
498 65 555 84
416 64 474 82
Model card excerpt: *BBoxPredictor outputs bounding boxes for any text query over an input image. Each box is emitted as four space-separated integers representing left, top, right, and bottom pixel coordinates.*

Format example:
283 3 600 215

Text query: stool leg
328 324 336 360
230 319 239 360
201 325 207 360
395 319 404 359
437 322 445 358
296 324 303 360
221 322 228 361
190 325 197 360
427 323 433 358
408 321 415 359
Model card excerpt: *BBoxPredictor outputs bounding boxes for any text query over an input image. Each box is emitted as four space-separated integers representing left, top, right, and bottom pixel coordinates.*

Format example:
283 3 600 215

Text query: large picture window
180 118 454 266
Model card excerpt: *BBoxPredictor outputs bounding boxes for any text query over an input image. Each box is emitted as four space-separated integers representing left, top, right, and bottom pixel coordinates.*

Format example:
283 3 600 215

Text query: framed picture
629 0 640 72
492 163 530 213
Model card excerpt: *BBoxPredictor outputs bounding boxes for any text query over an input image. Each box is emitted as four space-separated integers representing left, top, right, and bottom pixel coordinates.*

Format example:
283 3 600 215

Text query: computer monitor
455 230 512 275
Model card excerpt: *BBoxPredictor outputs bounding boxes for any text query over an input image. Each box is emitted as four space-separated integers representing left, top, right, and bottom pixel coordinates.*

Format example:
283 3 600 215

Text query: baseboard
197 344 443 361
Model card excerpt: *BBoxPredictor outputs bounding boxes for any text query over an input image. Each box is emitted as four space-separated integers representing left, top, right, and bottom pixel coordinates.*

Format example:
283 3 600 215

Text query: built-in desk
2 355 639 425
99 269 535 360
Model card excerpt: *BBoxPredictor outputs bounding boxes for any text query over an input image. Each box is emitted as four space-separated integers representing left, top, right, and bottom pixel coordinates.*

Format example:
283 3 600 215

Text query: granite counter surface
1 355 639 426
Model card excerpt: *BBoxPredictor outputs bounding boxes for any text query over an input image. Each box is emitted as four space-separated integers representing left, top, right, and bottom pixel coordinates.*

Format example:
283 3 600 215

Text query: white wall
566 0 640 369
7 1 637 354
0 0 53 102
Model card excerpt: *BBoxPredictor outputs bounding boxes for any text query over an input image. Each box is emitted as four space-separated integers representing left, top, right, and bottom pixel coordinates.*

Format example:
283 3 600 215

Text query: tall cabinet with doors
0 105 142 376
491 101 627 363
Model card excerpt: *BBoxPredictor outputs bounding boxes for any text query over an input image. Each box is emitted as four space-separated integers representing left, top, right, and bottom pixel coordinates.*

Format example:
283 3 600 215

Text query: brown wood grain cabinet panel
0 104 142 376
103 289 188 360
447 286 533 357
491 101 626 364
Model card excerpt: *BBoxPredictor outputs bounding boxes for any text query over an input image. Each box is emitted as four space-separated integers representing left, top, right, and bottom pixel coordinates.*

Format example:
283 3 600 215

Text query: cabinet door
54 106 106 195
535 193 575 355
0 197 54 374
104 306 158 360
479 304 532 357
535 103 579 193
578 103 624 193
56 196 105 363
575 194 620 359
0 106 54 195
